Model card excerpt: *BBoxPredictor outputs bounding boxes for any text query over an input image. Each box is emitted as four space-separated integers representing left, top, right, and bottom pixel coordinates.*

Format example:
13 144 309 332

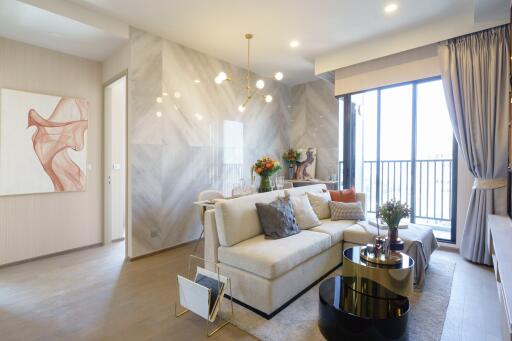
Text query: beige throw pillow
289 194 321 229
329 201 365 221
306 191 331 220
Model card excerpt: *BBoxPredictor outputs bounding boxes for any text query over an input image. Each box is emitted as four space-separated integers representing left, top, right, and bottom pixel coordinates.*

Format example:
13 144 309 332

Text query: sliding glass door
339 78 457 242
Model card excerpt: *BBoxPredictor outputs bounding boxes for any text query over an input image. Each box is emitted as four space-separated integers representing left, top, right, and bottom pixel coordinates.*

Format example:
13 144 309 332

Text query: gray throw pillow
329 201 365 221
256 196 301 239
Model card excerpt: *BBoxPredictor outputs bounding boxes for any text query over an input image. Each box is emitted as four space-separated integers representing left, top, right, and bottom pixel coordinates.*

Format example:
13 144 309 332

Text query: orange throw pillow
325 188 357 203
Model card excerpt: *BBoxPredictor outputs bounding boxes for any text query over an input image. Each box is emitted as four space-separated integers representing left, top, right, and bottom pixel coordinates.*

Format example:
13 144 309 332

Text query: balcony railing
339 159 453 224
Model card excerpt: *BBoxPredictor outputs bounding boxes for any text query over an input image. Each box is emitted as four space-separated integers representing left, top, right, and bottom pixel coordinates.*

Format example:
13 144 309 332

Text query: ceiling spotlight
274 72 284 81
193 79 201 83
173 91 181 99
384 3 398 14
162 92 169 96
264 95 273 103
256 80 265 89
238 104 246 113
156 97 163 103
289 40 300 48
156 111 162 118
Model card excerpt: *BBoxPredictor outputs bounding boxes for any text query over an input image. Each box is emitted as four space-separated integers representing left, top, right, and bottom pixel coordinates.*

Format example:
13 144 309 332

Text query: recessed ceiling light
156 97 163 103
384 3 398 14
162 92 169 96
193 79 201 83
194 113 203 121
289 40 300 48
156 111 162 118
173 91 181 99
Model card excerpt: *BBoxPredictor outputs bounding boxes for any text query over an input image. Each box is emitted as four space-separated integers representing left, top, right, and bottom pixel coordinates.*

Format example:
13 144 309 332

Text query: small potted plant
377 199 411 245
253 156 282 192
282 149 301 179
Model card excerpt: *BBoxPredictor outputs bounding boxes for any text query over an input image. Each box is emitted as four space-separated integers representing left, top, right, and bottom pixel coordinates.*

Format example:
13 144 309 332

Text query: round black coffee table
318 276 409 341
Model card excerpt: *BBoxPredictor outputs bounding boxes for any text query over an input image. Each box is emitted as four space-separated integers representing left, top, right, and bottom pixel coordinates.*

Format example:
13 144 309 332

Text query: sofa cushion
307 191 331 219
342 224 373 245
289 193 321 229
329 201 365 221
218 230 332 280
215 190 284 247
284 184 327 197
256 196 300 239
310 219 357 244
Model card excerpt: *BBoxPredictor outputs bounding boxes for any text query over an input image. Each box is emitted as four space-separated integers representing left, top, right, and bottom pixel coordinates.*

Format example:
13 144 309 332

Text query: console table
488 215 512 341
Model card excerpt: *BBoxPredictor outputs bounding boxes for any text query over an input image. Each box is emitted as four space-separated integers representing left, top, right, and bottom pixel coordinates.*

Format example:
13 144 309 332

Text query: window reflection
222 120 244 196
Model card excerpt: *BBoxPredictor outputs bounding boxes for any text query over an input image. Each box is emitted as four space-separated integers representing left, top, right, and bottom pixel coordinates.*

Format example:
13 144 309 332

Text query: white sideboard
489 214 512 341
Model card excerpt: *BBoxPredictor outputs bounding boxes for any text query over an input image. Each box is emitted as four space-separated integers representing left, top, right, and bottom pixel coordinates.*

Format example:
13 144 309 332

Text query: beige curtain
438 25 510 265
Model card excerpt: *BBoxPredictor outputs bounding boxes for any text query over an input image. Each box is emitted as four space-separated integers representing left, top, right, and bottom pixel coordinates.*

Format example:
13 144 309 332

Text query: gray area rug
221 254 455 341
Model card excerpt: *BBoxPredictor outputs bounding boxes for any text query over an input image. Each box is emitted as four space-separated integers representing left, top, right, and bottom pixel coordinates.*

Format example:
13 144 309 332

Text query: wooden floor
0 241 501 341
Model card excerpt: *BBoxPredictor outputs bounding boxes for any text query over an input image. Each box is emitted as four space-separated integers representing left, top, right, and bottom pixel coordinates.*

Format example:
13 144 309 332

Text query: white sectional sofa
204 184 365 318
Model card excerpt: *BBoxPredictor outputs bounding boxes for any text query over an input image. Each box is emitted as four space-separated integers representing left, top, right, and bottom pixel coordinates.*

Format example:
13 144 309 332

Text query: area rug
220 254 455 341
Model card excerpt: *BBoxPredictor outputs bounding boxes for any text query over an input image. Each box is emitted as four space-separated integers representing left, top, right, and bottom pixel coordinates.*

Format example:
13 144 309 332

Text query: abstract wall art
0 89 88 195
295 147 317 180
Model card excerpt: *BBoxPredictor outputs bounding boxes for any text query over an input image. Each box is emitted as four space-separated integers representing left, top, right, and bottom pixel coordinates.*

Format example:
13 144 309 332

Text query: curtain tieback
472 178 508 190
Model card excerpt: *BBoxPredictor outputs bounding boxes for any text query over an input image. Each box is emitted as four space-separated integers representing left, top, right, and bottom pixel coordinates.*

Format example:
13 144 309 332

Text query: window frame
337 76 458 244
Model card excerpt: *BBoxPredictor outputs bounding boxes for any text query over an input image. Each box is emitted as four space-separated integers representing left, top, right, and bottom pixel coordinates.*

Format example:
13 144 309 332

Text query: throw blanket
356 222 439 289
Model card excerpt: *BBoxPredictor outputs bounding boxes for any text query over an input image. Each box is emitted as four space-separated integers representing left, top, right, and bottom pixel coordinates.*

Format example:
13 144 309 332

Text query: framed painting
0 89 88 195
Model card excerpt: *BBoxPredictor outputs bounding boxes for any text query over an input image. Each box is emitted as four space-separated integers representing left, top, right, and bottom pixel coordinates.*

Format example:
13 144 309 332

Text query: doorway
104 75 127 249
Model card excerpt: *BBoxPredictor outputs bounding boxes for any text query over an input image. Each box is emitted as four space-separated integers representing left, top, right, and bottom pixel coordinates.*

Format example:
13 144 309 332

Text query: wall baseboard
128 239 198 261
0 242 104 269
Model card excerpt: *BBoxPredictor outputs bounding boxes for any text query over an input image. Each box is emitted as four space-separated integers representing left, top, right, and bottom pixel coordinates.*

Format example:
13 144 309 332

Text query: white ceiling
0 0 128 61
1 0 509 85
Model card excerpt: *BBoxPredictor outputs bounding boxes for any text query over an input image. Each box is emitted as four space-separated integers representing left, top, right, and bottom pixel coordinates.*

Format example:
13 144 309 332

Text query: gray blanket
356 222 439 289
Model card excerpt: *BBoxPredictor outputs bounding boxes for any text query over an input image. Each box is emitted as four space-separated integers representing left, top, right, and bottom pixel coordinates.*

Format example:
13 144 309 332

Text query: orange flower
256 167 262 173
266 163 273 168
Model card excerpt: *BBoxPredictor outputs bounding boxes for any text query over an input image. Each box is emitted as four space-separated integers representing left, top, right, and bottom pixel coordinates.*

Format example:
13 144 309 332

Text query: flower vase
288 165 295 180
259 175 272 193
388 227 399 244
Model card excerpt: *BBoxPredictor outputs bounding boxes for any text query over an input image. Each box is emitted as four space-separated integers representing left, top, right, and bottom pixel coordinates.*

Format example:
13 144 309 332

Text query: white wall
102 43 129 84
0 37 103 265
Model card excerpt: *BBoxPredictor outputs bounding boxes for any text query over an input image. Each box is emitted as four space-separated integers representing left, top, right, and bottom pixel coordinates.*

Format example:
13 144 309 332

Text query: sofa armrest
356 192 366 215
204 209 219 271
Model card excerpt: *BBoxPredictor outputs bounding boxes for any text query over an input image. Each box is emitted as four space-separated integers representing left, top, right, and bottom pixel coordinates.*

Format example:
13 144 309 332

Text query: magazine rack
174 254 233 337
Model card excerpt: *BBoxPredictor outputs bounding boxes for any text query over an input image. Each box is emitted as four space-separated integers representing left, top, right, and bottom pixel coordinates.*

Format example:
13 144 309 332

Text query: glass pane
352 91 378 215
380 85 412 213
416 79 454 240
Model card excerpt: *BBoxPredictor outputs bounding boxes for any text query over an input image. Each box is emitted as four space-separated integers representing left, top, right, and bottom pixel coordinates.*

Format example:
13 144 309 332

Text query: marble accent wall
129 29 291 257
290 79 339 181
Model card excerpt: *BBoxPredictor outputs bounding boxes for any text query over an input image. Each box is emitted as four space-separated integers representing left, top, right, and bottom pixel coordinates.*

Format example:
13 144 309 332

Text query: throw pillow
329 201 365 221
324 187 357 202
255 196 301 239
289 193 321 229
306 191 331 219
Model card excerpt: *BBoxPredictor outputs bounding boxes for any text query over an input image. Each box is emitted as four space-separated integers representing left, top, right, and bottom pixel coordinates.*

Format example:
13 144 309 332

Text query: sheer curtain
438 25 510 265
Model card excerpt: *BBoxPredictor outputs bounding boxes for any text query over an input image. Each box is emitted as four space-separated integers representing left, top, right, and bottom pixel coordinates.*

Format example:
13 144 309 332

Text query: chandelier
214 33 284 112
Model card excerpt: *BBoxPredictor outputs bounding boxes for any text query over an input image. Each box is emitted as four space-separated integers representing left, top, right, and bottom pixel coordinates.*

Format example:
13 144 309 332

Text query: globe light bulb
274 72 284 81
265 95 273 103
238 104 246 112
156 97 163 103
173 91 181 99
256 79 265 89
156 111 162 118
215 72 227 84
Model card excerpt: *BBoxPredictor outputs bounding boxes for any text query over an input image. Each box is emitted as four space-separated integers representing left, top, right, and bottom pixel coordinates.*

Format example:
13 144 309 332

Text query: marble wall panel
129 28 291 257
290 79 339 180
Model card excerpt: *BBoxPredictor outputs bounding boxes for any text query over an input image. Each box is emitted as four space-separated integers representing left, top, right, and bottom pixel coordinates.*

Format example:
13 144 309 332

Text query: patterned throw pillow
256 196 301 239
306 191 331 220
329 201 365 221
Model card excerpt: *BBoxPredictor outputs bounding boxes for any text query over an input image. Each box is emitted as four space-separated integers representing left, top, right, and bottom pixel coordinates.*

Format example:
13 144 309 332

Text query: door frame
103 72 129 256
337 76 458 243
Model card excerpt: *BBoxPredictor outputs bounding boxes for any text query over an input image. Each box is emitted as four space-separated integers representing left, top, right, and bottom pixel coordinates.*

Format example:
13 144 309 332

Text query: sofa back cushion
284 184 327 197
215 190 284 247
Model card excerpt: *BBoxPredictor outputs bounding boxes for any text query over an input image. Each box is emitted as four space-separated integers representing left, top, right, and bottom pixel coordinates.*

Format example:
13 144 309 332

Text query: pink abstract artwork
28 98 88 192
0 89 88 195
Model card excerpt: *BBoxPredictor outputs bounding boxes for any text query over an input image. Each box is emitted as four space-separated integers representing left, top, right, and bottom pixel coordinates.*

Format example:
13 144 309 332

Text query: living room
0 0 510 340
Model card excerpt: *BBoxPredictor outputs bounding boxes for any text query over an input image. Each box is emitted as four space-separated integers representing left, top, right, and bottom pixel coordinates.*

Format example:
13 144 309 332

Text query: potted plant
252 156 282 192
377 199 411 245
282 149 301 179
